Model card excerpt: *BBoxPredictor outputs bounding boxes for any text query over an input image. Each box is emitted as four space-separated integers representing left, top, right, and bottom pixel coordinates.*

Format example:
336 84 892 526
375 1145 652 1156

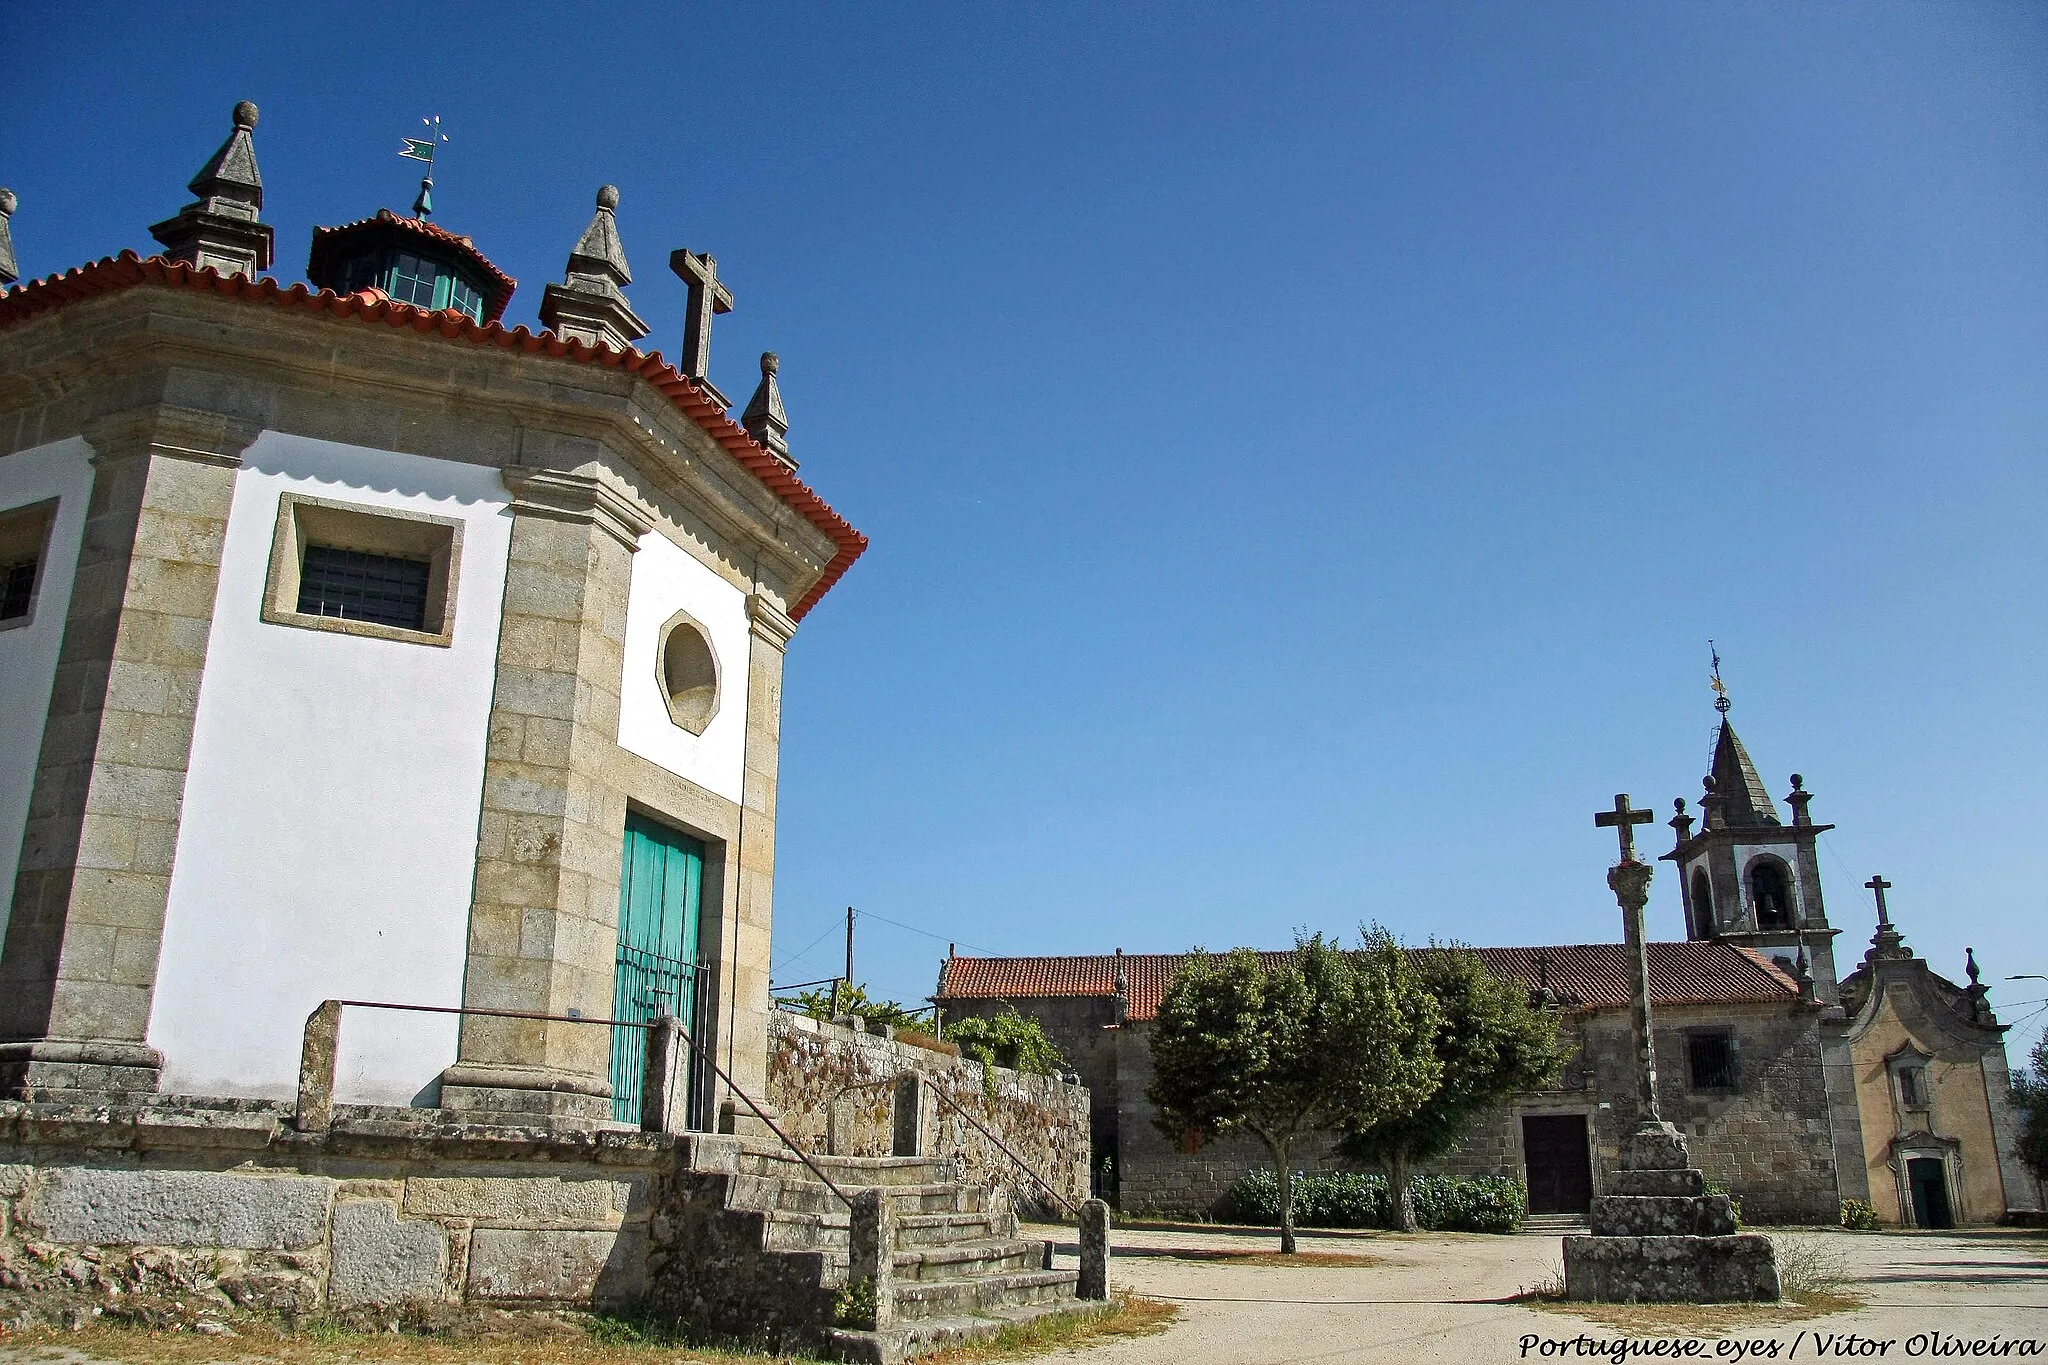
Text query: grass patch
0 1295 1178 1365
1147 1249 1381 1268
0 1313 797 1363
924 1294 1179 1363
1514 1237 1865 1338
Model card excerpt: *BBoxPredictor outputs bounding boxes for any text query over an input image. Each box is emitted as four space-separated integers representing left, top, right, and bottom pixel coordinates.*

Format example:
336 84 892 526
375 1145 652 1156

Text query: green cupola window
306 209 516 325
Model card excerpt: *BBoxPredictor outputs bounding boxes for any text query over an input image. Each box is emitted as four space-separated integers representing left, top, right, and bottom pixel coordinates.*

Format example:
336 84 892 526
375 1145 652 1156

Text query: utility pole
844 907 856 998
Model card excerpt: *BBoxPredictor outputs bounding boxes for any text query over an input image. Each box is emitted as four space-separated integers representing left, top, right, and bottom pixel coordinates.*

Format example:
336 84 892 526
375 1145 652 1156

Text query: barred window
297 544 432 632
1688 1032 1736 1090
0 499 58 629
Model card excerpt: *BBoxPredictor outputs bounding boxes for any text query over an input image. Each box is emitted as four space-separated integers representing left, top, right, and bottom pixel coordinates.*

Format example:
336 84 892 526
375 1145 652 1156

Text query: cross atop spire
149 101 273 277
1595 793 1655 864
1865 873 1909 959
1865 874 1893 926
670 246 734 406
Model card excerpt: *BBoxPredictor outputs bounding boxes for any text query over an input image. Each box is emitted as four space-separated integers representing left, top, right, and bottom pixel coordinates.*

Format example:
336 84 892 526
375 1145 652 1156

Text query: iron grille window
1688 1032 1736 1090
0 558 35 620
296 544 431 631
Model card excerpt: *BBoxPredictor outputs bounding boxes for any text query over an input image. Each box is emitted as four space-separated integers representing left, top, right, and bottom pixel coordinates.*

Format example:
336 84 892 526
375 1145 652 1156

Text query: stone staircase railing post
892 1071 924 1156
295 1000 341 1133
641 1015 683 1134
1078 1197 1110 1300
849 1188 898 1330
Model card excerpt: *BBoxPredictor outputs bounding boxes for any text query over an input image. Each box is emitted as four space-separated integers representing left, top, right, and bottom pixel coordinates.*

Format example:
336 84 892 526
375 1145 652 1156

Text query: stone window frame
654 606 720 735
261 491 463 648
0 497 60 634
1886 1044 1935 1114
1684 1027 1739 1091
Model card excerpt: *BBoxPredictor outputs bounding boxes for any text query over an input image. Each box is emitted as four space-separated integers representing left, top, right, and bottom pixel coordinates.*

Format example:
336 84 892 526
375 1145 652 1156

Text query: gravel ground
1028 1223 2048 1365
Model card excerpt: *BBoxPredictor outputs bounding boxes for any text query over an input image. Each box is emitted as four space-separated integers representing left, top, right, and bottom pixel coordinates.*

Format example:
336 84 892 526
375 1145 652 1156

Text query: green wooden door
611 812 706 1124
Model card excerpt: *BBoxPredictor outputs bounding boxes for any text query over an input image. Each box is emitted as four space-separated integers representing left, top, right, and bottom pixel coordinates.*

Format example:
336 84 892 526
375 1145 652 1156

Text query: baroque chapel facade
0 103 865 1129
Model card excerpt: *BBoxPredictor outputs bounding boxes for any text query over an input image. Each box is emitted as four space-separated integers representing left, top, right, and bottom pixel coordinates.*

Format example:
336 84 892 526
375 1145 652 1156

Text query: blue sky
8 3 2045 1060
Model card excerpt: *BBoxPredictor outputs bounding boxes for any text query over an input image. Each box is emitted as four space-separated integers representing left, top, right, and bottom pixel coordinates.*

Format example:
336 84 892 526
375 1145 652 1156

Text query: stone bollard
295 1000 341 1132
640 1015 684 1134
1077 1197 1110 1300
848 1188 898 1329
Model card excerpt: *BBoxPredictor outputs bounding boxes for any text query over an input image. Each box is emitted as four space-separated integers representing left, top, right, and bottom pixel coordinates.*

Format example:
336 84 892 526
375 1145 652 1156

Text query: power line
852 906 999 957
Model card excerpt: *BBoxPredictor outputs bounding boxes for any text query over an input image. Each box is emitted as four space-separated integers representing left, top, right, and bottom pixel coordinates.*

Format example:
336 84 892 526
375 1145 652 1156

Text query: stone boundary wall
766 1012 1090 1215
0 1101 676 1323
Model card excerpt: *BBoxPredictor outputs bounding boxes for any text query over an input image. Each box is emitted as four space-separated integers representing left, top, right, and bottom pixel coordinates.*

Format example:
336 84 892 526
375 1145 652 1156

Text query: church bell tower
1660 657 1841 1000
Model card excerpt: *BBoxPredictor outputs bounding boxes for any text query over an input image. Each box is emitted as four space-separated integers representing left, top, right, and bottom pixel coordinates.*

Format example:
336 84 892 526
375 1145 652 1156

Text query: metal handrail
298 998 853 1208
928 1082 1080 1218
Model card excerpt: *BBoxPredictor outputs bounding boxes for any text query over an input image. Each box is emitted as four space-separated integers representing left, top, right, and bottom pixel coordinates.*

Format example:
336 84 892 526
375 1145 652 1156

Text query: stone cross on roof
670 246 733 406
1865 874 1893 925
1595 793 1655 864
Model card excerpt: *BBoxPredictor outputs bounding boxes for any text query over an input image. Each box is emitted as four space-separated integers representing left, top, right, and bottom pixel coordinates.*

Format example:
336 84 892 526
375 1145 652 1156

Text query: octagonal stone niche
656 608 720 734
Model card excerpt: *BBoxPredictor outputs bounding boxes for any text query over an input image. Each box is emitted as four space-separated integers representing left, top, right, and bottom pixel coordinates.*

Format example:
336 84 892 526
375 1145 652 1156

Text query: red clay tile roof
0 252 864 620
935 941 1801 1021
307 210 518 324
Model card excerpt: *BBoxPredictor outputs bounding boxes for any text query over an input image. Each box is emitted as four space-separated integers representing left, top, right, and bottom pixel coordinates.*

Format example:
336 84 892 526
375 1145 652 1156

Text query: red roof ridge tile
0 252 866 620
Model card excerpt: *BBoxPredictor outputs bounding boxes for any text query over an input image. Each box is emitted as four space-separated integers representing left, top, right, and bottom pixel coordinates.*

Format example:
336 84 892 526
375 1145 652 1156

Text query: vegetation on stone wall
1839 1198 1879 1231
1146 932 1442 1253
1336 941 1570 1232
945 1005 1065 1077
781 981 932 1031
2013 1034 2048 1185
1218 1169 1527 1233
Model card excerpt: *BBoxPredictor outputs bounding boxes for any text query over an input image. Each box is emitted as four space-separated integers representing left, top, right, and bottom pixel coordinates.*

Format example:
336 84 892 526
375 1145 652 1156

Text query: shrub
1702 1178 1744 1228
946 1005 1065 1076
1218 1170 1525 1232
1840 1199 1879 1231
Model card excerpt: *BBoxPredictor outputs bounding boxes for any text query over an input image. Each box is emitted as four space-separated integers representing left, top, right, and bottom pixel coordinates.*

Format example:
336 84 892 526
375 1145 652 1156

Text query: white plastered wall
153 433 511 1104
0 438 94 947
616 529 751 803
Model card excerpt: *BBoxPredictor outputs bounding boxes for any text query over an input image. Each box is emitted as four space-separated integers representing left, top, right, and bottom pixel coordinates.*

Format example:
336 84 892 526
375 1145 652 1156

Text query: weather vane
399 116 449 219
1709 640 1730 716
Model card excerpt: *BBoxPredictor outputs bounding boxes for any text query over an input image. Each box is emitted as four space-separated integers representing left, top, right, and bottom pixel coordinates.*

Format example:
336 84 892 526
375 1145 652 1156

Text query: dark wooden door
1523 1114 1593 1214
1908 1158 1953 1229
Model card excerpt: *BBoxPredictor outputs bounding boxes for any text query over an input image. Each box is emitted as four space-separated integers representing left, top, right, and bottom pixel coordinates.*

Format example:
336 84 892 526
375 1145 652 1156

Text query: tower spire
149 101 273 277
538 185 649 351
742 352 793 469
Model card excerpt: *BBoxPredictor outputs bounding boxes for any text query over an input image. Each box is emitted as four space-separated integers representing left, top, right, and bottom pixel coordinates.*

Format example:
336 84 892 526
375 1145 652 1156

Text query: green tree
1337 942 1570 1231
784 981 931 1031
1147 932 1442 1253
2013 1034 2048 1185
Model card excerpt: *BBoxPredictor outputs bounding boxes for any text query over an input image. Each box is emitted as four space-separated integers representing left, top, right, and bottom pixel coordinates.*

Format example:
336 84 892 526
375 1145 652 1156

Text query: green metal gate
611 811 707 1126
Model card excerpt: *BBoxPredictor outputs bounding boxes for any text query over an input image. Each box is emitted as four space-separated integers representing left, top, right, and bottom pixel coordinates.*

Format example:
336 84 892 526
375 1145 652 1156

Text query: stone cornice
746 594 798 651
502 466 655 552
0 284 840 606
82 403 261 469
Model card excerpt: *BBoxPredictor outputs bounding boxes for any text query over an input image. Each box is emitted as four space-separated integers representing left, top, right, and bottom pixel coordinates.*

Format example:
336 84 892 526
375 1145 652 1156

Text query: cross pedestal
1563 794 1781 1303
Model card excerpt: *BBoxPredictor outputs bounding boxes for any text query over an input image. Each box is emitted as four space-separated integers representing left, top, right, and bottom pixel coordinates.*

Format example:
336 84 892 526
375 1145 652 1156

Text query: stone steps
894 1266 1081 1319
896 1210 1015 1247
827 1297 1105 1365
893 1236 1044 1282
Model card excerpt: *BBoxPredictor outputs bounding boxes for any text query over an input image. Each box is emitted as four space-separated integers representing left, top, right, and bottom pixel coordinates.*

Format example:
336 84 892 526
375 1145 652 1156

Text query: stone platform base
1564 1233 1782 1302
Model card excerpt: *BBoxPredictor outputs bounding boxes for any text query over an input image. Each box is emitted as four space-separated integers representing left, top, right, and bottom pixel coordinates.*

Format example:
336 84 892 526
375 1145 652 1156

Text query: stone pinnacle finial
0 188 17 287
149 100 274 277
538 184 649 351
742 351 794 469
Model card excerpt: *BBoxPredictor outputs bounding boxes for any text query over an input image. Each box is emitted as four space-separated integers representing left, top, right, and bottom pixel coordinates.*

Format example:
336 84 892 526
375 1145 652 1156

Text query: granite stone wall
766 1012 1090 1215
1110 1002 1842 1225
0 1100 669 1327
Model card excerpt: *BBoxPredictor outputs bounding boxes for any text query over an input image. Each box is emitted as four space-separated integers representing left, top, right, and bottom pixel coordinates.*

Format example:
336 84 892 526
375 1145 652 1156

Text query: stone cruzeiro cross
670 246 734 401
1595 792 1655 864
1865 874 1893 925
1595 793 1662 1121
